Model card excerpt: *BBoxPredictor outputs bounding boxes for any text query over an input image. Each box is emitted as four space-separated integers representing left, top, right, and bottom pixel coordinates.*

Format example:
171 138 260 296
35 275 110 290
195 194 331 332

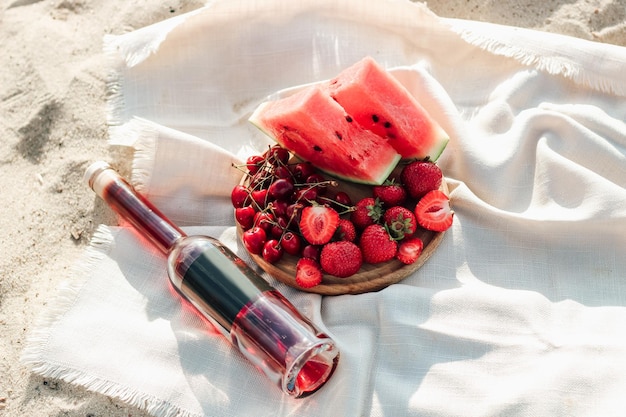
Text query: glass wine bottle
84 161 339 398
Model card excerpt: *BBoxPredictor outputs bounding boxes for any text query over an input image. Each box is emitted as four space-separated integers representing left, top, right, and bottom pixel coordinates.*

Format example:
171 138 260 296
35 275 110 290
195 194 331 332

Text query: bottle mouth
83 161 112 190
283 341 340 398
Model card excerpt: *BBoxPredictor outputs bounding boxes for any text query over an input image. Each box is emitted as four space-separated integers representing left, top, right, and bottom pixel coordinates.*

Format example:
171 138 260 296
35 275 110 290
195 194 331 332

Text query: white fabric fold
23 0 626 416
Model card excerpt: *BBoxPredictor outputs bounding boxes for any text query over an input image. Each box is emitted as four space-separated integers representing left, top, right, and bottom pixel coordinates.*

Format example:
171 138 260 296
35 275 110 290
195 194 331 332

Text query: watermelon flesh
325 56 449 161
249 86 401 185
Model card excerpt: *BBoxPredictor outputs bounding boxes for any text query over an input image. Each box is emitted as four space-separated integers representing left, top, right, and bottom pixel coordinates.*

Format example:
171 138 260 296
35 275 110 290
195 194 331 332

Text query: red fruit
333 191 352 207
235 206 256 230
350 197 383 230
266 145 290 166
242 226 267 255
301 244 321 262
273 165 292 179
251 188 269 209
246 155 265 175
295 187 318 203
291 162 316 181
359 224 398 264
383 206 417 240
299 205 340 245
334 218 357 242
254 211 275 233
295 258 323 288
400 161 443 199
373 179 407 207
281 231 302 256
269 199 289 218
320 241 362 278
231 185 250 208
268 178 295 200
414 190 454 232
262 239 283 264
397 237 424 265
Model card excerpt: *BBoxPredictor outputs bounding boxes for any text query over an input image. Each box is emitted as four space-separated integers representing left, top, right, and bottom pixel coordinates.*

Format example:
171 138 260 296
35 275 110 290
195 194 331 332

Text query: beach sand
1 0 624 415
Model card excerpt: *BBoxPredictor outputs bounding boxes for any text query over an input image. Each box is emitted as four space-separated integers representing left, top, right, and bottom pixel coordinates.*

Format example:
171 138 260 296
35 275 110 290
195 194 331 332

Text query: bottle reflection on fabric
84 161 339 398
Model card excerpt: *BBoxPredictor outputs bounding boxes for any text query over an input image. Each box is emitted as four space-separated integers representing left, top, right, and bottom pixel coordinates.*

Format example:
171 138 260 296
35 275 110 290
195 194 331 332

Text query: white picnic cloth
23 0 626 416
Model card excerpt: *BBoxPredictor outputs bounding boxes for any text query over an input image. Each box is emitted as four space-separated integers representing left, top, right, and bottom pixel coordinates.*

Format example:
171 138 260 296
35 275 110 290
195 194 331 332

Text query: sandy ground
1 0 624 416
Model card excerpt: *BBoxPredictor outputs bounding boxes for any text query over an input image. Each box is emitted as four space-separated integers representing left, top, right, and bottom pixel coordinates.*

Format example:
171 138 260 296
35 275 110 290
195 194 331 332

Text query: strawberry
383 206 417 240
400 161 443 199
350 197 383 230
320 241 363 278
373 179 407 207
299 205 340 245
414 190 454 232
334 218 357 242
397 237 423 265
295 258 323 288
359 224 398 264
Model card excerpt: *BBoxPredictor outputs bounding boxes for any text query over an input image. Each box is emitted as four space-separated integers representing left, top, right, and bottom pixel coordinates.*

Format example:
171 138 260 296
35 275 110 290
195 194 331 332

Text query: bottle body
168 236 339 397
85 162 339 397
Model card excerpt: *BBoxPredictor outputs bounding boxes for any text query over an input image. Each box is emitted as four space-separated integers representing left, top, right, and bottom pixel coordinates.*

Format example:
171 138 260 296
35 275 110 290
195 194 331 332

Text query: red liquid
231 291 338 397
100 175 184 253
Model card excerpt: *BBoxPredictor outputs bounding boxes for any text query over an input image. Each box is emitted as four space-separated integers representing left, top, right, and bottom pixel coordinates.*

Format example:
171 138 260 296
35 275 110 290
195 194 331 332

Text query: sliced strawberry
414 190 453 232
397 237 424 265
295 258 323 288
299 205 340 245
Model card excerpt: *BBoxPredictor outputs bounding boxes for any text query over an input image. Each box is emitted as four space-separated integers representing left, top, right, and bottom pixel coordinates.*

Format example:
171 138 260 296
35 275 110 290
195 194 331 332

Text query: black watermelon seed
384 121 392 129
345 116 353 123
372 114 379 123
313 145 322 152
335 131 343 140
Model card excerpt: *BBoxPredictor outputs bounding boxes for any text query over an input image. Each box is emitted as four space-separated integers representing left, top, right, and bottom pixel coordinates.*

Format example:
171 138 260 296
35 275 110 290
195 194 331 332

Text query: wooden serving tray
236 166 449 295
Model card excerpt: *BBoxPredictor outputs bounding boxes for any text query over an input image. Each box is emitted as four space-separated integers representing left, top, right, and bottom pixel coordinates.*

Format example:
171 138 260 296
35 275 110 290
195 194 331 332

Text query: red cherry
231 185 250 208
251 189 269 209
270 199 289 218
281 231 301 256
246 155 265 175
266 145 290 166
242 226 266 255
301 244 321 262
306 173 328 195
235 206 256 230
295 187 318 203
291 162 315 181
269 178 295 200
270 216 288 239
274 166 292 179
334 191 352 207
262 239 284 264
254 211 275 233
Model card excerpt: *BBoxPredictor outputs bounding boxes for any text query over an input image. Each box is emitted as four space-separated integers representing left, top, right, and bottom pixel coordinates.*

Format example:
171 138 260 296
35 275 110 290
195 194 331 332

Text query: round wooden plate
236 164 449 295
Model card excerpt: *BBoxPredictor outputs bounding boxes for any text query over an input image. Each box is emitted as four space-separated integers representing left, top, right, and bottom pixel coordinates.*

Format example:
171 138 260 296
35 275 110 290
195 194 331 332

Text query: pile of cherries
231 145 351 265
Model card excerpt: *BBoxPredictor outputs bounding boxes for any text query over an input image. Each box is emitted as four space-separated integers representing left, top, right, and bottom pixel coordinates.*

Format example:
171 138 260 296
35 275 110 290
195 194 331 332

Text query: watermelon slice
249 86 401 185
325 56 449 161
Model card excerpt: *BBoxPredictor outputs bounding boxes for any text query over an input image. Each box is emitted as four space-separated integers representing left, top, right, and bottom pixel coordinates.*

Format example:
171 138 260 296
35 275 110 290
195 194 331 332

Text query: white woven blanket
23 1 626 416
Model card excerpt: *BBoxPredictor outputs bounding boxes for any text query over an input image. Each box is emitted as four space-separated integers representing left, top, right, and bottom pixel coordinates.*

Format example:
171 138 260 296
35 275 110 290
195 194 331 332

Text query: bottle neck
85 162 185 254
